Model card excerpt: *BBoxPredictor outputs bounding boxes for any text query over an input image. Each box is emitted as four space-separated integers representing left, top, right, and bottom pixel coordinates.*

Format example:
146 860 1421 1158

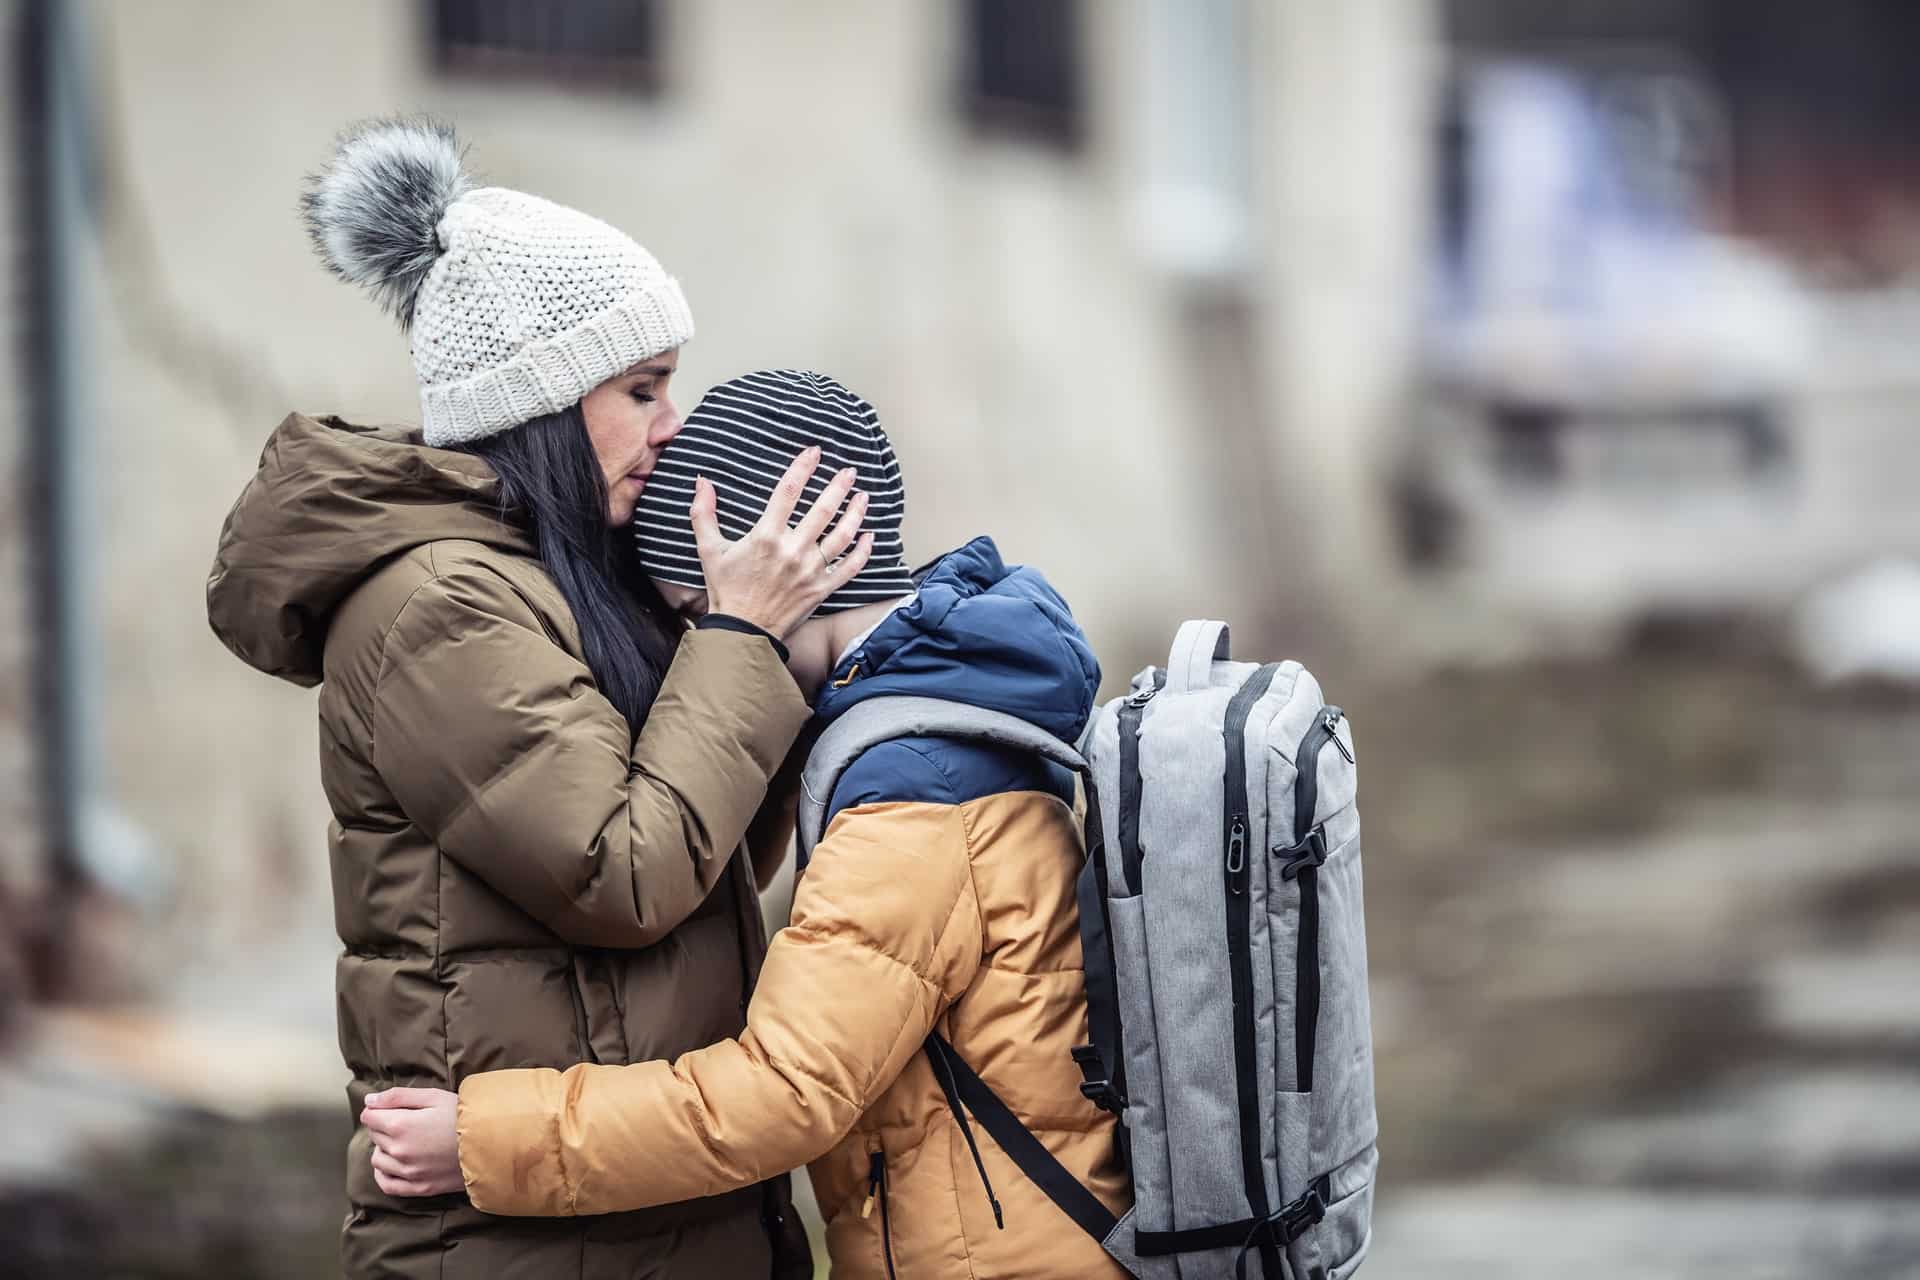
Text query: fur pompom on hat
300 116 694 447
300 117 473 330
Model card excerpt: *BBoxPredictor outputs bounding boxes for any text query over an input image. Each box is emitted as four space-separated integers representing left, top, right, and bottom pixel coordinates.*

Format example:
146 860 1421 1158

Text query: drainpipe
19 0 156 998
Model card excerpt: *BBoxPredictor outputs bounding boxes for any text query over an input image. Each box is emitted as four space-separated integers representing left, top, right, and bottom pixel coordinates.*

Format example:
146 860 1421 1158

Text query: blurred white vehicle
1424 58 1813 477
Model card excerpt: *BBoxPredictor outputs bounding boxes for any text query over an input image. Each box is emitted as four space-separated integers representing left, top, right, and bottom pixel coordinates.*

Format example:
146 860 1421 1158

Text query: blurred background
3 0 1919 1275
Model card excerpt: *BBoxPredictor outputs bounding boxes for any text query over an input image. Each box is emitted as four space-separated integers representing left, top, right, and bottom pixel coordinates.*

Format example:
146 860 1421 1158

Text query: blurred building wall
65 0 1435 983
1255 0 1435 636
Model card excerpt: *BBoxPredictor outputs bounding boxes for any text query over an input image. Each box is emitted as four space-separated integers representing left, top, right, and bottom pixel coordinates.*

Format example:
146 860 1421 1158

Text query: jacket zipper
1274 705 1347 1092
565 956 596 1064
862 1149 897 1280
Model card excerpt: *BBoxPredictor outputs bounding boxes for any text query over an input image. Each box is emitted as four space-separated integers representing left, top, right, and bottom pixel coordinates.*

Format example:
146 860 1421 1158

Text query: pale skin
363 590 908 1197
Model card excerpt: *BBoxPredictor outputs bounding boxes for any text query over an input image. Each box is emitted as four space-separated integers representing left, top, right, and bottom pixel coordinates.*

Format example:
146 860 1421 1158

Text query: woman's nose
649 401 682 448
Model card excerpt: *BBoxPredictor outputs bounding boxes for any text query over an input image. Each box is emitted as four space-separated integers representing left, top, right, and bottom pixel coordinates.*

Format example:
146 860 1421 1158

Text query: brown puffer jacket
454 538 1130 1279
207 413 814 1279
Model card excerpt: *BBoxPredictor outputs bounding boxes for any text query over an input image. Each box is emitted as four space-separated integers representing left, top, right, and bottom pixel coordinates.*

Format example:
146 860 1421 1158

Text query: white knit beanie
300 117 694 446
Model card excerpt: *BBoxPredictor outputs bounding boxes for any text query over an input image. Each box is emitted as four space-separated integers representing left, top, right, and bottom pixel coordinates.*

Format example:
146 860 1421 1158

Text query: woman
207 121 869 1279
362 373 1130 1279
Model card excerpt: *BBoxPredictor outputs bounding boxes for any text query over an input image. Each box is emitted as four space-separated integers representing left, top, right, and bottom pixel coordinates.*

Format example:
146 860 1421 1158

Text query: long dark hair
459 405 681 737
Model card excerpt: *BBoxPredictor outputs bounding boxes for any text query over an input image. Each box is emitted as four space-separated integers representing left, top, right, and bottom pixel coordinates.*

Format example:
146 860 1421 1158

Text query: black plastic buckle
1274 1184 1327 1244
1071 1043 1126 1114
1276 826 1329 881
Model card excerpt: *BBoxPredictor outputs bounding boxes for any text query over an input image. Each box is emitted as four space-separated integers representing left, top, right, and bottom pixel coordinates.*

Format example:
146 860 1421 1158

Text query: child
365 370 1127 1279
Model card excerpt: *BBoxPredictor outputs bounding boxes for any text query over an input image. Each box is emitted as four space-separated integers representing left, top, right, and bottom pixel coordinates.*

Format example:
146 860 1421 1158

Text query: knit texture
633 371 915 615
300 118 693 446
412 188 694 445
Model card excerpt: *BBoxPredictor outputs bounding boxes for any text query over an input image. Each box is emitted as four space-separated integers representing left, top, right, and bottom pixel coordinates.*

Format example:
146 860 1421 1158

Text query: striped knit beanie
633 371 914 615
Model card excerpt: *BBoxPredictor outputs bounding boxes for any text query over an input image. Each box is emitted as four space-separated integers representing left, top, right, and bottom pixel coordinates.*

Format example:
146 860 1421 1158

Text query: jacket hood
207 412 531 686
812 536 1101 746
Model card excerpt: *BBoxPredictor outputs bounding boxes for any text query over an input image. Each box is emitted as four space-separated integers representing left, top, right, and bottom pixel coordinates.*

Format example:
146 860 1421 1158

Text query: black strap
1294 861 1322 1094
925 1032 1119 1245
1234 1177 1331 1280
1282 708 1340 1095
1223 663 1287 1279
1137 1220 1270 1254
1116 699 1147 892
1133 1178 1328 1275
1072 774 1127 1119
924 1036 1004 1229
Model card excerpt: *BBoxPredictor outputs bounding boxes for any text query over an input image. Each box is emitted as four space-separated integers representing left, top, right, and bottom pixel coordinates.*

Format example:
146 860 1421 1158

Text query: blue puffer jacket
818 533 1103 838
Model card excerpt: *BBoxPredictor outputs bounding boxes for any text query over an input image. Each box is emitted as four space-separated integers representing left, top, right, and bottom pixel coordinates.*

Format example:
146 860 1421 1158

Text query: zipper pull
1226 815 1247 892
1126 685 1158 708
862 1151 883 1219
1324 708 1354 763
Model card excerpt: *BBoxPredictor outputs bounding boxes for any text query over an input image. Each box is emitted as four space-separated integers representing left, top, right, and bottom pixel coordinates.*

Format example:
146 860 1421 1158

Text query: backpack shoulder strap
796 695 1089 862
926 1031 1120 1246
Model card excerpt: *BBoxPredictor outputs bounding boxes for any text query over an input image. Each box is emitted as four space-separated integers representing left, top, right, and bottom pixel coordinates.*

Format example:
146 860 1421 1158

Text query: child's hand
362 1087 463 1198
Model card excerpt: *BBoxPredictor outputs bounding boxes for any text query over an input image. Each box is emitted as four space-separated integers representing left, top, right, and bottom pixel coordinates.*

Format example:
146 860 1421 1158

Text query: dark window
429 0 662 93
961 0 1083 148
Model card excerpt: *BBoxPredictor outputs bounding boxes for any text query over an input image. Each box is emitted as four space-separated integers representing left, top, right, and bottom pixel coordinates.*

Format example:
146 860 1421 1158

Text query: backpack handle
1166 619 1231 694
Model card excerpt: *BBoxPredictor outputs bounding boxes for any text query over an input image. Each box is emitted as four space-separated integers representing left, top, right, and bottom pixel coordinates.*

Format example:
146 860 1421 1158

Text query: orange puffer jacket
456 539 1129 1278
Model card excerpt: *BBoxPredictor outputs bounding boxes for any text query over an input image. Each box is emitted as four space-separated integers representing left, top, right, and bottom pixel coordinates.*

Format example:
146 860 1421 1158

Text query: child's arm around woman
461 748 981 1214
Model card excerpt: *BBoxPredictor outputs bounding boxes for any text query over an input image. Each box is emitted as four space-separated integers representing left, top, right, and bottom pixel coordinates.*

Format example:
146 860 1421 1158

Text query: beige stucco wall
71 0 1428 980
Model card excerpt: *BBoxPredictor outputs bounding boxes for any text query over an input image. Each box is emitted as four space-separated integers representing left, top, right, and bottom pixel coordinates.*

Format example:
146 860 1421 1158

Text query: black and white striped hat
632 370 914 615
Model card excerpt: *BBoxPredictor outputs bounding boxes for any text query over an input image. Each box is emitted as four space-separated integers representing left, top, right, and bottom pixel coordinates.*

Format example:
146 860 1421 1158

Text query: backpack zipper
1221 663 1285 1256
862 1149 897 1279
1277 707 1348 875
1226 815 1248 892
1324 708 1353 762
1272 704 1349 1092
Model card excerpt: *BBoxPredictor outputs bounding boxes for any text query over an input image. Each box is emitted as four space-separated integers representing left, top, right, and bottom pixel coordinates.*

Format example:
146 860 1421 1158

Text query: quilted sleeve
368 558 809 948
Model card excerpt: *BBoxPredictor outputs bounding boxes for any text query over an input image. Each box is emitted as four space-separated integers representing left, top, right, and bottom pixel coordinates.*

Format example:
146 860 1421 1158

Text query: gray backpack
797 620 1378 1279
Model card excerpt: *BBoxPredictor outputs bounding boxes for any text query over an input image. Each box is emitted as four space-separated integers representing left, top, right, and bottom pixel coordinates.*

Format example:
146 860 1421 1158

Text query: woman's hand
691 447 874 639
361 1087 463 1198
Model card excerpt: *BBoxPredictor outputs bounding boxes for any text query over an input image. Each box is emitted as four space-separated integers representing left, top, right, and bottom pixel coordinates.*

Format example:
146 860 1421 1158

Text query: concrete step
1369 1184 1920 1279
